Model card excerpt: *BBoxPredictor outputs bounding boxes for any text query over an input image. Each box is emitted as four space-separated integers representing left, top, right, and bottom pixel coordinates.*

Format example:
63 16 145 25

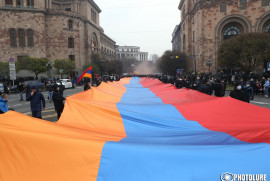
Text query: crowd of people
0 72 269 118
141 73 270 103
0 80 66 120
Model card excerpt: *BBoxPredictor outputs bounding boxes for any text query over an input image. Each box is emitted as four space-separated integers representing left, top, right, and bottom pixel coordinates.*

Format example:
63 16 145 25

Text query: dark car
10 81 45 93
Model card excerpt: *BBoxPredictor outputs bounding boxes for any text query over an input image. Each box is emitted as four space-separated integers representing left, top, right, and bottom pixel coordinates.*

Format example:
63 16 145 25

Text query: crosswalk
23 106 58 122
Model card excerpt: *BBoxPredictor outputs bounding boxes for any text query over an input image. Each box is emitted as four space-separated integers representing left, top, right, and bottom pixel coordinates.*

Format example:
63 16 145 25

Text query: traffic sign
9 57 15 62
9 61 16 80
10 70 16 80
176 69 181 74
267 62 270 71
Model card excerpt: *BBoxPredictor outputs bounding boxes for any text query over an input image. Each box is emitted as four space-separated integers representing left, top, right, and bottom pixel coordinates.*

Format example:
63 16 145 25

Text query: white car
57 79 73 89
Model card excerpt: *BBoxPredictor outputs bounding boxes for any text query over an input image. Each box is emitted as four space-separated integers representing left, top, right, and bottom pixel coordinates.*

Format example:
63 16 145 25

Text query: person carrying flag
75 66 92 85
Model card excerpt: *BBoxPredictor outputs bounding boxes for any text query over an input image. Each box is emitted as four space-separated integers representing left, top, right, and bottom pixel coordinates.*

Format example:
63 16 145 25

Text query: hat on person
31 86 37 90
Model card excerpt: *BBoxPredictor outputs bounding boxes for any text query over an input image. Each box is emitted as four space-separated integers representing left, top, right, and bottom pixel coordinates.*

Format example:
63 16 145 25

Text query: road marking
42 109 55 113
13 104 22 107
22 106 55 115
42 114 57 119
8 99 17 102
251 101 269 105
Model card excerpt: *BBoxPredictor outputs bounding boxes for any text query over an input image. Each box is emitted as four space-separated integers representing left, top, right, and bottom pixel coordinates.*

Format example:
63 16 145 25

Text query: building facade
172 24 181 51
178 0 270 73
0 0 116 75
116 46 149 61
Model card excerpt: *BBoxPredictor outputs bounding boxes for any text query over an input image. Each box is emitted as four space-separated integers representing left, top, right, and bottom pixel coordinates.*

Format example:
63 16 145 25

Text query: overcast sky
98 0 180 57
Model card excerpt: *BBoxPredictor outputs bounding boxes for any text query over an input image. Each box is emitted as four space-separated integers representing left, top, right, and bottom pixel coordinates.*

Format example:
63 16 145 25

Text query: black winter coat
52 91 65 112
229 90 246 102
27 91 46 111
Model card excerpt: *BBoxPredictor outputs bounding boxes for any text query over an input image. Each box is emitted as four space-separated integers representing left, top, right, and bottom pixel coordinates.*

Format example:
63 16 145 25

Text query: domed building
0 0 116 76
178 0 270 73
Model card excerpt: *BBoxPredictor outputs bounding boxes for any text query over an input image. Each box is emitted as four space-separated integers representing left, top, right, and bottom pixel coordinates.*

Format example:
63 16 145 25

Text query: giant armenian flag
0 77 270 181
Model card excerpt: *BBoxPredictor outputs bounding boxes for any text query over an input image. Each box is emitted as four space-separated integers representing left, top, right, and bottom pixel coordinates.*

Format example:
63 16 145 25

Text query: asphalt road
6 86 270 123
7 86 83 122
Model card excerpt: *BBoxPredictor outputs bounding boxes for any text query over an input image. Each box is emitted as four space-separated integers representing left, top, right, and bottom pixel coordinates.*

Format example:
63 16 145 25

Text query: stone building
172 24 181 51
116 46 149 61
0 0 116 76
178 0 270 73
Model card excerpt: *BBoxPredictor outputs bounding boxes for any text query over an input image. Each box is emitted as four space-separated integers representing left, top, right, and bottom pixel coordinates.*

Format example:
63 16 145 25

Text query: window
91 36 97 52
5 0 13 7
101 47 104 54
69 55 75 61
265 23 270 32
27 0 34 8
16 0 24 8
240 0 247 10
223 26 241 40
68 19 73 30
18 28 26 47
68 37 74 48
27 29 34 47
17 56 26 62
220 2 227 12
91 9 97 23
262 0 270 6
10 29 17 47
65 8 71 11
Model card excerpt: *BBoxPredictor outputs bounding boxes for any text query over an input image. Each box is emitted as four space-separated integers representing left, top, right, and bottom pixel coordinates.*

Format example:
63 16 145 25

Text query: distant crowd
136 72 270 103
1 72 269 118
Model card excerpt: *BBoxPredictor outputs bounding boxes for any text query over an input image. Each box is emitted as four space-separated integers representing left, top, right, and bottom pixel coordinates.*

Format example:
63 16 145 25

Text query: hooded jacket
0 97 9 113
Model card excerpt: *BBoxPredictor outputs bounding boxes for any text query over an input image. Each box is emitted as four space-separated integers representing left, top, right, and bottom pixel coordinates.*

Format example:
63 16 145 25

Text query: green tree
90 53 105 72
157 50 187 74
0 62 9 76
54 59 76 78
16 57 49 79
104 60 123 74
218 33 270 73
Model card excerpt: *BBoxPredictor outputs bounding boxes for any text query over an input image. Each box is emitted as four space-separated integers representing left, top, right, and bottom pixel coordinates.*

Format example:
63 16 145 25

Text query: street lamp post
206 59 213 75
59 69 63 79
46 61 52 78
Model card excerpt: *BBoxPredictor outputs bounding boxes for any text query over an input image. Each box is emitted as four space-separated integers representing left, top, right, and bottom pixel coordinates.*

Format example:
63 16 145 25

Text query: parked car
57 79 73 89
0 83 10 94
0 83 4 94
10 81 45 93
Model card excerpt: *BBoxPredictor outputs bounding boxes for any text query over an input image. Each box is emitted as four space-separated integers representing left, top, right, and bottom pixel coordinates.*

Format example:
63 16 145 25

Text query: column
13 0 16 7
48 0 51 9
0 0 4 7
23 0 26 8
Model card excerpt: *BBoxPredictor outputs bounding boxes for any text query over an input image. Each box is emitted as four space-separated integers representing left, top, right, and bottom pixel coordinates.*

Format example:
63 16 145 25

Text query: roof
88 0 102 13
178 0 185 10
117 46 140 49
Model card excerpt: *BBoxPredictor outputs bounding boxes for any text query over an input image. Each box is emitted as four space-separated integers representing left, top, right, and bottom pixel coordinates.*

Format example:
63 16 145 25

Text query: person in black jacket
24 82 31 100
229 83 246 102
199 80 212 95
84 81 91 91
52 85 66 119
59 82 65 96
27 86 46 119
213 80 223 97
17 82 24 101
